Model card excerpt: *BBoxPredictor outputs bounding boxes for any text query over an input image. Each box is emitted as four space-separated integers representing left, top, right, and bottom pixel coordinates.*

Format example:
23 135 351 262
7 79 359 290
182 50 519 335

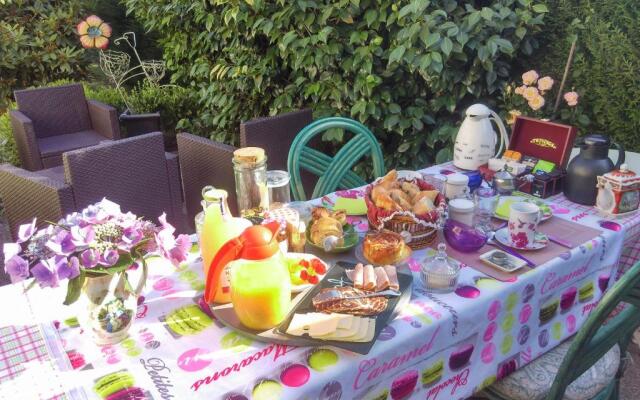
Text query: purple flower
153 213 190 266
121 226 143 247
70 225 94 246
17 218 37 243
53 256 80 280
31 261 59 288
46 230 76 255
80 249 99 268
4 255 29 283
99 249 120 266
3 242 21 261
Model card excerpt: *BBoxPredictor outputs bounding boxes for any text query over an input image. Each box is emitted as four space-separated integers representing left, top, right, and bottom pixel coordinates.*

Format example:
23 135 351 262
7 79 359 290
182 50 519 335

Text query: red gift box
509 116 577 169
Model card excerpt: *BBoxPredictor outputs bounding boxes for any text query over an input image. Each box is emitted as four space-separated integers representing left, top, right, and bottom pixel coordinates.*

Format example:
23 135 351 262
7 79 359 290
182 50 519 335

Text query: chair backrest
241 109 316 198
14 83 92 138
548 260 640 399
177 133 238 230
287 117 386 201
63 132 176 224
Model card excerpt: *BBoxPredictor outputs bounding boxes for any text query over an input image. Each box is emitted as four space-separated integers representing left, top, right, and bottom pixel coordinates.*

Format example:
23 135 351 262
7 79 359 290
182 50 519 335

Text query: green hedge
0 0 90 111
532 0 640 151
123 0 547 168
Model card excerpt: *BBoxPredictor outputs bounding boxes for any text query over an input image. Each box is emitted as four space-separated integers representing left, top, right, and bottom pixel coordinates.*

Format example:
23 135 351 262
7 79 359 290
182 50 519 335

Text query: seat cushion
38 130 107 158
488 340 620 400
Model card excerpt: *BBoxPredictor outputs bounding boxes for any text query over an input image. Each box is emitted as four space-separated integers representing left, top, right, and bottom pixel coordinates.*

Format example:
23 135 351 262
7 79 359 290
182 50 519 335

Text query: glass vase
77 265 147 345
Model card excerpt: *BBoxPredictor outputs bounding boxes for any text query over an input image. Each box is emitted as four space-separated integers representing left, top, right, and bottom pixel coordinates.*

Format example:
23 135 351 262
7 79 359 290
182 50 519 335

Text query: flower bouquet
3 199 190 344
501 69 590 129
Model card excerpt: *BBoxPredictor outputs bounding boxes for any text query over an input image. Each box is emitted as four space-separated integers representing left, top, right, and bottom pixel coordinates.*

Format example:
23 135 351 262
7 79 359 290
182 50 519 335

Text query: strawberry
308 275 319 284
299 259 310 268
300 269 309 281
311 259 326 274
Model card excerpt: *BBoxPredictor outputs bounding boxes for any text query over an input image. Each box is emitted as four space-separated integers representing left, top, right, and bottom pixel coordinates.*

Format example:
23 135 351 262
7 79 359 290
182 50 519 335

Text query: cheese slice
323 318 376 342
287 313 350 337
315 316 361 339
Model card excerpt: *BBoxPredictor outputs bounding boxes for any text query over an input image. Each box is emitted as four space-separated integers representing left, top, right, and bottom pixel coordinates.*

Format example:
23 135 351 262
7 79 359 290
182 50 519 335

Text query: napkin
495 199 515 219
334 197 367 215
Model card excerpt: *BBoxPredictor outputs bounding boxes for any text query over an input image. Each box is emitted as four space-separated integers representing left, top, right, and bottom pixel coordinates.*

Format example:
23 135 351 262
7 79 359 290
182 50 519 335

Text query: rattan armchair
240 109 316 198
176 133 238 231
0 132 185 240
11 83 121 171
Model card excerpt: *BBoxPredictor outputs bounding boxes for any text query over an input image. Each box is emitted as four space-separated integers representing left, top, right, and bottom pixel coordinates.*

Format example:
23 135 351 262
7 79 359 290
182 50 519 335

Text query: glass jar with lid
233 147 270 217
420 243 460 293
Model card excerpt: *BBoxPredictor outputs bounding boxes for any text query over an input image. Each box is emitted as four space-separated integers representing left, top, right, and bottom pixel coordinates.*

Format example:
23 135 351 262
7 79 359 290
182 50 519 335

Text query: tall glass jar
233 147 270 217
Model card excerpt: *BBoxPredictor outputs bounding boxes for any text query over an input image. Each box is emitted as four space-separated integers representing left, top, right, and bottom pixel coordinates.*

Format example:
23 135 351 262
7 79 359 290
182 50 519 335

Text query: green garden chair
287 117 386 201
483 260 640 400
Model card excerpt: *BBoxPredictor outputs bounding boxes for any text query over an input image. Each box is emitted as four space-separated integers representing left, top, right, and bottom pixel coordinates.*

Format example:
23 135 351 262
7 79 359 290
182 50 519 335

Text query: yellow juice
229 256 291 330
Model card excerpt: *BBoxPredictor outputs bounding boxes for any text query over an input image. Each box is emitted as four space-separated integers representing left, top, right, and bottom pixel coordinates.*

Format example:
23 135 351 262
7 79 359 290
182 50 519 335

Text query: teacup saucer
494 227 548 250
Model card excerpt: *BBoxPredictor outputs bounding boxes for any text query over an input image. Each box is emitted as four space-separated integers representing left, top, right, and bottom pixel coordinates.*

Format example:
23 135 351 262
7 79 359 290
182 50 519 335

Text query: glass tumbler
474 187 500 233
267 170 291 207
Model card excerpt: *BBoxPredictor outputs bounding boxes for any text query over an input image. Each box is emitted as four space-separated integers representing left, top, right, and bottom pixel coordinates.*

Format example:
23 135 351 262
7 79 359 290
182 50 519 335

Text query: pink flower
528 95 545 111
537 76 554 92
510 232 529 248
564 91 579 107
522 86 539 101
522 70 539 85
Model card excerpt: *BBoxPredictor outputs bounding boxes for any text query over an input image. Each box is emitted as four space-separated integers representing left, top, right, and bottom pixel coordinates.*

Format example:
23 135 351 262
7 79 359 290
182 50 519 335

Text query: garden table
2 162 640 400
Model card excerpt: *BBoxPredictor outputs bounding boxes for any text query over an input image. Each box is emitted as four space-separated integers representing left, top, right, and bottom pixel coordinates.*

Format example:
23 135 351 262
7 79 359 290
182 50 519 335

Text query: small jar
421 243 460 293
448 198 475 226
445 173 470 200
233 147 270 216
266 170 291 206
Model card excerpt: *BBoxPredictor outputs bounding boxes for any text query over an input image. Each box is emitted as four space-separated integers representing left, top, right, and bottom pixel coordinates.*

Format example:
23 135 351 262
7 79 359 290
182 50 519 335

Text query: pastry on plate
362 230 411 265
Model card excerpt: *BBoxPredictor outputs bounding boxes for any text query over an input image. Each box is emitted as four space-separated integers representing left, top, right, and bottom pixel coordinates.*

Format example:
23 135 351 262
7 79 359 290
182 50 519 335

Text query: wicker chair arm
9 110 43 171
87 99 121 140
0 164 75 240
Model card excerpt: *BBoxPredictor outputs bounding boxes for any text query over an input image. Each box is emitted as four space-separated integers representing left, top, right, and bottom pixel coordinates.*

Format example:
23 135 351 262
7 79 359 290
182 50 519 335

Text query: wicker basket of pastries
365 170 446 249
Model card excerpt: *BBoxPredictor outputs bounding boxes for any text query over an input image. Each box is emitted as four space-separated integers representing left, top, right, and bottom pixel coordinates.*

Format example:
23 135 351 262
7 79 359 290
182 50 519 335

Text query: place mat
446 217 602 281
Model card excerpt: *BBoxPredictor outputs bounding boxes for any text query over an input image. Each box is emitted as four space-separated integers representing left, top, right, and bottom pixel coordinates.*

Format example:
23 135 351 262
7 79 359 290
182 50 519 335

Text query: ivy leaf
389 103 401 113
481 7 494 20
389 46 406 64
365 10 377 26
63 270 85 306
436 148 453 164
398 142 410 152
441 37 453 56
532 4 549 13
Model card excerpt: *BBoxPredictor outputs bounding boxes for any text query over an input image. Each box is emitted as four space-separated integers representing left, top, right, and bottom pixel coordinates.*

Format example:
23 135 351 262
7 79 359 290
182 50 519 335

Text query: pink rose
564 91 579 107
522 70 539 85
537 76 554 92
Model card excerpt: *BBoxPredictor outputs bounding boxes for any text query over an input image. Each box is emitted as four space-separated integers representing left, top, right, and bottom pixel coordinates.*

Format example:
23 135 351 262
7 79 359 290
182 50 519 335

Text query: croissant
400 182 420 198
389 189 412 211
378 170 399 190
310 216 344 246
374 191 401 211
412 190 439 204
412 197 435 215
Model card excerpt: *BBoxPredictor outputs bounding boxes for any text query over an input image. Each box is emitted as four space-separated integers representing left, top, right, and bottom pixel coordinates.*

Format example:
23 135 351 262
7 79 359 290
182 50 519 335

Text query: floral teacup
508 202 541 248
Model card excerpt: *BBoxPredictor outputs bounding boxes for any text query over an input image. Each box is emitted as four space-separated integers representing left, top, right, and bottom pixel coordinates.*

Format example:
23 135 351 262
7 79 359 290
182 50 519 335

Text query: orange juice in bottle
198 187 250 303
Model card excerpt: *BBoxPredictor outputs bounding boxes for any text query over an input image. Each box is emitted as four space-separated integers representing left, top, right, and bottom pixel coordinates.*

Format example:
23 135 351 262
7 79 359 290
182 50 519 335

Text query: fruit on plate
287 257 327 285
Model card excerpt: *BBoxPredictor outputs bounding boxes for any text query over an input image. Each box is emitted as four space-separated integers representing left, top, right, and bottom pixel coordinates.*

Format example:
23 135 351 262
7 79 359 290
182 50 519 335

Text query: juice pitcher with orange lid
198 187 251 303
204 223 291 330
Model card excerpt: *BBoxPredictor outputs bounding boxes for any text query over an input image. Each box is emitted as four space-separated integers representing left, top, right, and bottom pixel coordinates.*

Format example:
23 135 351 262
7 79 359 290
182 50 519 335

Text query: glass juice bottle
198 187 251 303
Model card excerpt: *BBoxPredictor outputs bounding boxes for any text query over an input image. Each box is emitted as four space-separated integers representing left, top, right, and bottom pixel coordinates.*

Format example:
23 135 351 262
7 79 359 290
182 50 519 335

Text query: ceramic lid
449 198 475 211
447 173 469 185
465 104 491 118
602 164 640 185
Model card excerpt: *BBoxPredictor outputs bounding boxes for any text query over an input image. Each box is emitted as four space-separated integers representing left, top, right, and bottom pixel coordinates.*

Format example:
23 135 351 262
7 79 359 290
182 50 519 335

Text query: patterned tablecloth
2 163 640 400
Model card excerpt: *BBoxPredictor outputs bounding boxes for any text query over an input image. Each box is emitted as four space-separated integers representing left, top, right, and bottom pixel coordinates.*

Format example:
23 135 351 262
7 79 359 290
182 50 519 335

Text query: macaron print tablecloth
1 162 639 400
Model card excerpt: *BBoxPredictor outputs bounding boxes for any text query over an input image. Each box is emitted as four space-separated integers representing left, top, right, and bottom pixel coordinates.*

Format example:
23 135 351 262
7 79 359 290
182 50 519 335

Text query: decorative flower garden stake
3 199 190 345
77 15 112 49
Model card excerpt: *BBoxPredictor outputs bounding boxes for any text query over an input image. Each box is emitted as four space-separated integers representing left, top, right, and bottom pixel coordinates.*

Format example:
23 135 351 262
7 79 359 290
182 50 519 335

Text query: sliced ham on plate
383 265 399 291
374 267 390 291
363 264 376 291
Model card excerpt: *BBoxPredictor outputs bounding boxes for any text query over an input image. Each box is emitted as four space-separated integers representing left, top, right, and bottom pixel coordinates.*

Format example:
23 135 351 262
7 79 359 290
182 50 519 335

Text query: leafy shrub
0 0 90 111
529 0 640 151
123 0 547 168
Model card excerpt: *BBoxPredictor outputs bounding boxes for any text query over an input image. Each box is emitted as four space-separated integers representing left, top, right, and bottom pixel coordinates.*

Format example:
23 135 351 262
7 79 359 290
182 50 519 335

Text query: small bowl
305 222 359 253
443 218 488 253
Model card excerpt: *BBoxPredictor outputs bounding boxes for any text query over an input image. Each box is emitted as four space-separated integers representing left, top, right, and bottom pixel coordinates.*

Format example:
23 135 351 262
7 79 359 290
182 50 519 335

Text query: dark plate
275 261 413 355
